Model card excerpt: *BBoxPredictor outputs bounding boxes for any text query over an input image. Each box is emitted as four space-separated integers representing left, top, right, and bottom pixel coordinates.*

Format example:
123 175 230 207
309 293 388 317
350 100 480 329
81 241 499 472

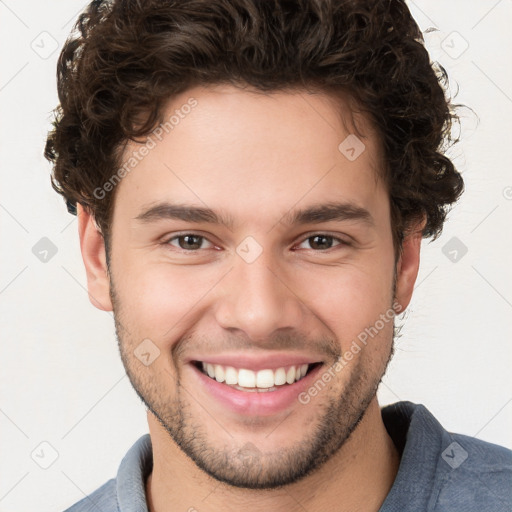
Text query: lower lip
190 363 324 416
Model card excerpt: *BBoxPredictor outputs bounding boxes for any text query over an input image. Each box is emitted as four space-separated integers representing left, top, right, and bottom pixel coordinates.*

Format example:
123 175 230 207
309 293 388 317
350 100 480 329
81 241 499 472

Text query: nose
213 249 305 344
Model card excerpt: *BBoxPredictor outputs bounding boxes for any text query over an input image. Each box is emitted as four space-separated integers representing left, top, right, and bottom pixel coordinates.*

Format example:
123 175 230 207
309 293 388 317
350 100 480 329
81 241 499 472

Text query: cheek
113 262 218 340
293 263 394 349
114 245 395 355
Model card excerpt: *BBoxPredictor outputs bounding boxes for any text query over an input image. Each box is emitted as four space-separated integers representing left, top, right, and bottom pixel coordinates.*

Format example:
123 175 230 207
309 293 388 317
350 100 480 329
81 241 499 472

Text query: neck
145 398 400 512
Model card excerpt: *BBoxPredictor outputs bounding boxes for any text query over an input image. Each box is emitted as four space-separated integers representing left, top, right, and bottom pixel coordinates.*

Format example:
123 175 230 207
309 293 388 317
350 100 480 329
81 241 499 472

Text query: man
45 0 512 511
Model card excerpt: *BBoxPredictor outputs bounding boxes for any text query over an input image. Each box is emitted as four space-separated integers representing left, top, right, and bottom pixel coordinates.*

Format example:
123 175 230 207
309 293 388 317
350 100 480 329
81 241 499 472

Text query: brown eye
309 235 334 250
296 234 349 251
167 234 213 251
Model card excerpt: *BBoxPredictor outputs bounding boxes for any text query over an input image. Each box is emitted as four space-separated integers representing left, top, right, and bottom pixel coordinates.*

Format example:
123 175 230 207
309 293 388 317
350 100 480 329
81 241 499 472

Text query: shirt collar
378 401 448 511
116 432 153 512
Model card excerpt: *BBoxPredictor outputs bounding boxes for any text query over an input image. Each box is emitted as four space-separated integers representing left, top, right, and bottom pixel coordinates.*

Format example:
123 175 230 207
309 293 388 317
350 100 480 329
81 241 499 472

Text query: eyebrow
134 201 374 229
282 202 374 228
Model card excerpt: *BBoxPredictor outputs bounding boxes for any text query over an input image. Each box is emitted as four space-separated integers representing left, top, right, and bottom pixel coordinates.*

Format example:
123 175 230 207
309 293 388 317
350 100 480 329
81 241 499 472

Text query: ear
393 216 426 314
77 203 113 311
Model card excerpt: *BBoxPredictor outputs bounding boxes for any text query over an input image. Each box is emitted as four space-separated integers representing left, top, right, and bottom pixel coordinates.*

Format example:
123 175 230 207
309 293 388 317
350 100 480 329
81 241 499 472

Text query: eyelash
162 232 351 253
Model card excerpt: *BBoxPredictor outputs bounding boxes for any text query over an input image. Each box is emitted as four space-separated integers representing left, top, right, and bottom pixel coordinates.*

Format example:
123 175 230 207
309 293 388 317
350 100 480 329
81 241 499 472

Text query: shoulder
380 401 512 512
432 432 512 511
60 433 152 512
62 478 118 512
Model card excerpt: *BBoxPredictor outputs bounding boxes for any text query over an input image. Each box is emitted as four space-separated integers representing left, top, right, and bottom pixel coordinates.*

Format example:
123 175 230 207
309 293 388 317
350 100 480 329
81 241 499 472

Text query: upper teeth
201 362 309 388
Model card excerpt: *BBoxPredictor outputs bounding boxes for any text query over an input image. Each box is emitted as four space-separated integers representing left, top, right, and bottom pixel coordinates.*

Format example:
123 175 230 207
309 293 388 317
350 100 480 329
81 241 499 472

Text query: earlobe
393 217 426 314
76 203 113 312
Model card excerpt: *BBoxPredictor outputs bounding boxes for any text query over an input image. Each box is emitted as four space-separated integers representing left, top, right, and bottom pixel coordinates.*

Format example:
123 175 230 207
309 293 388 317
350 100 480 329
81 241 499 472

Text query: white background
1 1 511 511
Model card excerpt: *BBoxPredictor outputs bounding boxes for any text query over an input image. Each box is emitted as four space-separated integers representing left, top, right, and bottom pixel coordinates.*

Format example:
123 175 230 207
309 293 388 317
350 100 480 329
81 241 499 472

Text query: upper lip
186 352 324 372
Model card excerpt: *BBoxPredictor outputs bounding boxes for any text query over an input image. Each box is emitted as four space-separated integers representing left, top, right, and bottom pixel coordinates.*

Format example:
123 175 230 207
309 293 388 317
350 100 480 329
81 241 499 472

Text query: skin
78 84 425 512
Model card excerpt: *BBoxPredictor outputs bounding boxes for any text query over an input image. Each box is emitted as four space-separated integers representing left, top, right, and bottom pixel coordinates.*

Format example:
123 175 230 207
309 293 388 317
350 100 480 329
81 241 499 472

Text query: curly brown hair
44 0 464 263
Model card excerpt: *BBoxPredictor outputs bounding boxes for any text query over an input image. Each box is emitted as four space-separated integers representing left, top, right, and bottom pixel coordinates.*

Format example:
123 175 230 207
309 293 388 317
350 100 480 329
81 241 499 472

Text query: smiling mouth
192 361 323 392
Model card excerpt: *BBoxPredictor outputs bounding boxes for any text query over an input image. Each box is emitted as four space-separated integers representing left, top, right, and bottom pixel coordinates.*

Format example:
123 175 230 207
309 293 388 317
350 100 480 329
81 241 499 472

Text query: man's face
80 84 420 488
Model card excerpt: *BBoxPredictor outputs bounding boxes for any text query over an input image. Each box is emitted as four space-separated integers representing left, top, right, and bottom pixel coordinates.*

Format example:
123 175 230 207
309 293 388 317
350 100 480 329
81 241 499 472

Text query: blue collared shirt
63 401 512 511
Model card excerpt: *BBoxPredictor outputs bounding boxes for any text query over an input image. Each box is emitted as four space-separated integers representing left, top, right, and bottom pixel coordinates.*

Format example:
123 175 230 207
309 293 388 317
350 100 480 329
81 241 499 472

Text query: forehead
154 83 381 164
113 84 386 225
